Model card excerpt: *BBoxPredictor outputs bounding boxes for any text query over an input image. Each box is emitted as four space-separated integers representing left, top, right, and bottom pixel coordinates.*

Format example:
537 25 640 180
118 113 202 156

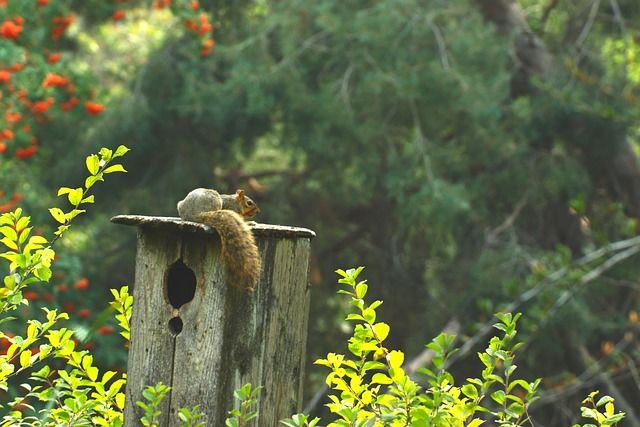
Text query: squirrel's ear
236 189 245 199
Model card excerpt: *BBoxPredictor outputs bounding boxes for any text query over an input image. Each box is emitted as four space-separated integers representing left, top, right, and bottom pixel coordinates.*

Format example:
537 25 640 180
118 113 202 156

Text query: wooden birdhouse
111 215 315 426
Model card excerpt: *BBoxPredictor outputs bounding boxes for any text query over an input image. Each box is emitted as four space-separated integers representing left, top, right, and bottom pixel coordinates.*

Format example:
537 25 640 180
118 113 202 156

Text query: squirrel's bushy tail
195 210 261 292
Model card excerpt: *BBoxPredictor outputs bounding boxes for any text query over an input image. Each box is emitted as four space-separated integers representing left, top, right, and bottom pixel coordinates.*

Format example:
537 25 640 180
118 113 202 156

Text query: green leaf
26 323 37 340
49 208 66 224
372 322 390 342
101 370 117 384
603 414 625 424
15 216 29 231
104 164 127 174
68 188 83 206
99 147 113 161
115 392 125 410
87 366 99 382
86 154 100 175
82 354 94 371
0 214 13 225
0 251 17 262
595 395 614 407
18 227 31 245
29 236 47 245
369 300 383 310
462 384 478 399
0 237 17 250
491 390 506 405
34 267 52 281
388 350 404 369
355 282 368 299
114 145 131 157
362 308 376 324
371 373 393 384
20 350 32 368
85 175 98 189
505 364 517 377
67 209 86 220
0 226 17 241
507 379 530 393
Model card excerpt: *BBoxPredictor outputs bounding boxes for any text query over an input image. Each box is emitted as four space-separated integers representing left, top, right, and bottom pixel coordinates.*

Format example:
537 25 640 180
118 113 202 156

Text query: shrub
263 268 624 427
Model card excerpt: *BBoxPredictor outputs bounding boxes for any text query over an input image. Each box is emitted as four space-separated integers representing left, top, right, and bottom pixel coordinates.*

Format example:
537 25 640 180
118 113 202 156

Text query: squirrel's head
235 189 260 218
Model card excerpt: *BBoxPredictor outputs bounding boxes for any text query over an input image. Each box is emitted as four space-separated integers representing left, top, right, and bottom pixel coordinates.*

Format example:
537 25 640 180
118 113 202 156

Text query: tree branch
445 235 640 368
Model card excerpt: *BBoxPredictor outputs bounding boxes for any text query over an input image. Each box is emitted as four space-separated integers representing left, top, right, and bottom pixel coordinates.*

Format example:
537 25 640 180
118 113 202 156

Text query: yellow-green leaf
57 187 75 196
605 402 614 416
26 323 37 340
6 343 18 360
86 154 100 175
99 147 113 161
29 236 47 245
362 308 376 324
373 322 390 342
104 164 127 174
48 331 60 347
371 373 393 385
38 345 51 360
19 350 32 368
388 350 404 369
18 227 31 245
49 208 66 224
87 366 99 382
115 392 125 410
40 248 55 267
114 145 130 157
15 217 29 232
0 237 17 251
82 354 94 371
68 188 83 206
0 226 16 241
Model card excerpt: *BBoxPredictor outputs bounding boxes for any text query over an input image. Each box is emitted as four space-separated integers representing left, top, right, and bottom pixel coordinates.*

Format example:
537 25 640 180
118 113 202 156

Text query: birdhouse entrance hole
166 259 196 309
168 317 183 336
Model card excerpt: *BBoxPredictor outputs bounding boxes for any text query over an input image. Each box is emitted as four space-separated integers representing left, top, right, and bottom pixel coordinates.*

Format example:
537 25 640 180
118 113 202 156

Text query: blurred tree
6 0 640 423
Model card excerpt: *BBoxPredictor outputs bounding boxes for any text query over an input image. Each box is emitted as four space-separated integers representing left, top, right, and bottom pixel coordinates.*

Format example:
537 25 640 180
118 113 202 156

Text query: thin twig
623 352 640 393
445 236 640 368
409 101 435 185
485 192 528 244
272 31 329 71
303 383 329 415
339 64 355 114
533 336 631 406
576 0 600 48
608 0 629 79
519 244 640 354
428 19 449 70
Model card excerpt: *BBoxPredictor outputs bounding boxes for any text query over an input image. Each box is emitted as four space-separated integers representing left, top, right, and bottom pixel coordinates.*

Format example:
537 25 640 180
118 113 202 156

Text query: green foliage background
4 0 640 424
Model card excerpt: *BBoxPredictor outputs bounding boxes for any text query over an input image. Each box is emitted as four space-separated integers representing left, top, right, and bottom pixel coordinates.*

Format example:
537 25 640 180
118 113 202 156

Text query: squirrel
177 188 261 292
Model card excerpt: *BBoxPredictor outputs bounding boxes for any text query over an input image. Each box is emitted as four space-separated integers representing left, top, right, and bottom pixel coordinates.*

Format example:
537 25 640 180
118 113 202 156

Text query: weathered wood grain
117 216 313 426
111 215 316 238
124 228 181 426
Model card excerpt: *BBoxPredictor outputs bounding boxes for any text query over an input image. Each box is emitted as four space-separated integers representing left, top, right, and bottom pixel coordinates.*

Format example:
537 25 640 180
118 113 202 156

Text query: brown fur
195 210 261 292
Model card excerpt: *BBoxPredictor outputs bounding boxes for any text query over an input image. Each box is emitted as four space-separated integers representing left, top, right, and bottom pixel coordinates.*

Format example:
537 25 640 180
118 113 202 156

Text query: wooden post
111 215 315 426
